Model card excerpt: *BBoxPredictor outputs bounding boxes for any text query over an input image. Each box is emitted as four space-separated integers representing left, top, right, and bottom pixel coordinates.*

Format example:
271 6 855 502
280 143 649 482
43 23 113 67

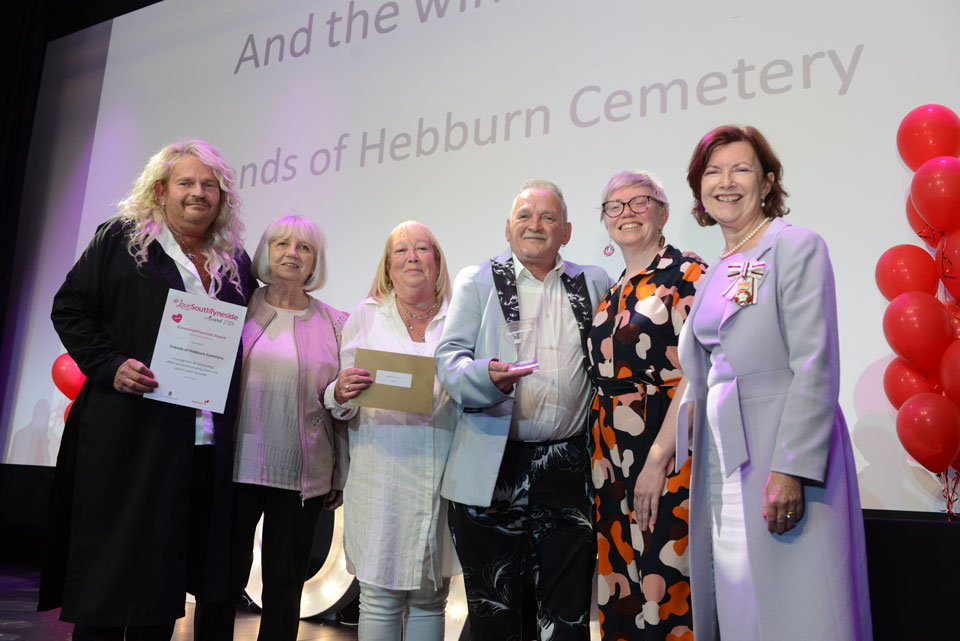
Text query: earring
658 231 665 248
160 200 166 208
761 199 766 209
603 240 615 257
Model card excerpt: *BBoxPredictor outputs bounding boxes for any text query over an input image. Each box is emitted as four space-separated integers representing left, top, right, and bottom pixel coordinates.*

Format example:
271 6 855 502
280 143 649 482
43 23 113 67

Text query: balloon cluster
52 353 85 422
878 105 960 484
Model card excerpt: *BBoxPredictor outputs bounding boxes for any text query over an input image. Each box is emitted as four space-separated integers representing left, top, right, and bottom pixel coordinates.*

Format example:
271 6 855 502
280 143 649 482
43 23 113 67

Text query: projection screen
4 0 960 514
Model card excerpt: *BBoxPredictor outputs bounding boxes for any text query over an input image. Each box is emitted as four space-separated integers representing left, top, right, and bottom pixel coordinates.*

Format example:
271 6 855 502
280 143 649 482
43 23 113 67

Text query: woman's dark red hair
686 125 790 227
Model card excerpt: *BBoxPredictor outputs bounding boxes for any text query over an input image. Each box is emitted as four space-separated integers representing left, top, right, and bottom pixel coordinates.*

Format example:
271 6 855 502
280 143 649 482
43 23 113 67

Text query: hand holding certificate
349 348 436 414
143 289 247 413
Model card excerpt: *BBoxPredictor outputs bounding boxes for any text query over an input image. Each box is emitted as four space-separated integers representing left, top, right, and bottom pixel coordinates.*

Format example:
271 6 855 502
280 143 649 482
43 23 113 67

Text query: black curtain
0 1 161 338
0 2 47 340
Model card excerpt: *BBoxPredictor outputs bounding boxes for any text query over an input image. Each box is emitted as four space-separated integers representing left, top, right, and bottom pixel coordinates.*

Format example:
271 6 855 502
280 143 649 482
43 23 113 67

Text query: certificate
350 348 435 414
143 289 247 413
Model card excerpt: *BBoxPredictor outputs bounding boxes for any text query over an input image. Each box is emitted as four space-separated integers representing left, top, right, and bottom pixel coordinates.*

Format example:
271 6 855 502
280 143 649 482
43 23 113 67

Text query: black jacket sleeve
50 219 131 386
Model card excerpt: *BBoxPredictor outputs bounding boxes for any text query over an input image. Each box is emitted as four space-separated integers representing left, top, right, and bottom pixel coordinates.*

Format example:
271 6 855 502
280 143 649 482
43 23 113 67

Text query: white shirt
323 292 458 590
157 224 216 446
510 253 592 442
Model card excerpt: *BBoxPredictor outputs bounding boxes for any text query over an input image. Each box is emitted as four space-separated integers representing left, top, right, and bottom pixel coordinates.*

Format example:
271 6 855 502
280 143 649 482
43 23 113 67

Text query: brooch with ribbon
721 261 765 307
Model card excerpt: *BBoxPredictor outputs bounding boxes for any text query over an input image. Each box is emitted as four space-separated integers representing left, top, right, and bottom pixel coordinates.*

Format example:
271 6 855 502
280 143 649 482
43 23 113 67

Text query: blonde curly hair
118 139 245 294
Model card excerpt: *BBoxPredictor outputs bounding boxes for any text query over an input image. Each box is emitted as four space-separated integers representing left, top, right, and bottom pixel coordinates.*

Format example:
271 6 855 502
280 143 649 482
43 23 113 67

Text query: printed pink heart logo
172 314 183 323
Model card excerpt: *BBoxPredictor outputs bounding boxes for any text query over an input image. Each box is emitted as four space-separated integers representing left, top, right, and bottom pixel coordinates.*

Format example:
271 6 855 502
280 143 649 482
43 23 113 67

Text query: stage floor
0 566 358 641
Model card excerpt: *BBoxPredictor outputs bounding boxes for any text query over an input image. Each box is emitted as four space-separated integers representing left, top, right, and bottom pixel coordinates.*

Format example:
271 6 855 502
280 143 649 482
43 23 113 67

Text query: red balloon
897 104 960 171
940 340 960 407
884 357 939 409
935 233 960 299
947 300 960 340
51 353 85 400
906 195 943 248
911 156 960 235
896 392 960 473
882 291 952 373
874 244 939 300
64 401 74 424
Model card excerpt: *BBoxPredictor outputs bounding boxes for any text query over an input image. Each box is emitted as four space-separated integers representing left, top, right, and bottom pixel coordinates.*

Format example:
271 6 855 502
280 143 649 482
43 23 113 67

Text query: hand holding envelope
348 348 436 414
334 367 373 405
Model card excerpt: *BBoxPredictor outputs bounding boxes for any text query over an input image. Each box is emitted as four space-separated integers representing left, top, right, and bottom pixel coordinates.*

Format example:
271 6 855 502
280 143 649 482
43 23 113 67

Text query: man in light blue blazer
436 179 611 641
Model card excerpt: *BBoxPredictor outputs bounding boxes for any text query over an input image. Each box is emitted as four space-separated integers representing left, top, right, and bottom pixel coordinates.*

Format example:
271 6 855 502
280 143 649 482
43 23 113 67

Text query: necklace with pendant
398 297 438 341
171 226 203 260
400 298 438 320
404 320 426 341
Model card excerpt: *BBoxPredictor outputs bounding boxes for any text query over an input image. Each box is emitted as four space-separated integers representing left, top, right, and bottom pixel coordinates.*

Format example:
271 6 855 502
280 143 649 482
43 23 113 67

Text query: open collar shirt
509 253 591 441
157 223 216 446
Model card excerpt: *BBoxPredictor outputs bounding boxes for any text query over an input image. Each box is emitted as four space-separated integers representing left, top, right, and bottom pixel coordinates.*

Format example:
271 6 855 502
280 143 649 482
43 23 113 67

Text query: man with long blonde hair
41 140 255 641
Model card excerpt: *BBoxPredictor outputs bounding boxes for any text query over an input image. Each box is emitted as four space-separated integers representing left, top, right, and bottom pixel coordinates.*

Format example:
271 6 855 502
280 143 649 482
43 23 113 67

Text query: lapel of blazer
718 217 787 332
149 240 249 310
559 262 592 369
686 252 718 330
242 288 276 361
680 260 714 398
147 240 187 292
489 251 520 324
214 267 247 306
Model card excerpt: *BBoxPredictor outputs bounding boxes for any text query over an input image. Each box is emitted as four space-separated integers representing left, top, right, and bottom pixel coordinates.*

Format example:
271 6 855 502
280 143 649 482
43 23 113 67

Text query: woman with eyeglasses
587 170 706 641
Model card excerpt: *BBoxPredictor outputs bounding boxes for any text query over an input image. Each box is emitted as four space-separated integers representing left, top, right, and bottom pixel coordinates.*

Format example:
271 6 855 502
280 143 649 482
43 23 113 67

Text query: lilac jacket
238 288 350 499
676 218 872 641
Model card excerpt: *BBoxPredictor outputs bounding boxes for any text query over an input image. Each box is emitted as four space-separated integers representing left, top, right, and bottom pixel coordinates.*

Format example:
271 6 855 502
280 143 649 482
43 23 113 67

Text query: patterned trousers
448 436 595 641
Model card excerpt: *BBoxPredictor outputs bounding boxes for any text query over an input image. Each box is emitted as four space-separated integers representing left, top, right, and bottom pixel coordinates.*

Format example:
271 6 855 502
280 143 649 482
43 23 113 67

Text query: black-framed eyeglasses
601 195 663 217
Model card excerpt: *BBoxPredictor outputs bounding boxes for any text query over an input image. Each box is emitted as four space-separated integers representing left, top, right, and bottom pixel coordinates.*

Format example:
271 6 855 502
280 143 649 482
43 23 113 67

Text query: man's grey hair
516 178 568 222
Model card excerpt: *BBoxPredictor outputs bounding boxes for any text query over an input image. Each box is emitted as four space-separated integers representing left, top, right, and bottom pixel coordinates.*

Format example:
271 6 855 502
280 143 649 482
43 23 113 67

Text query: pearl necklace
398 297 438 341
719 217 770 259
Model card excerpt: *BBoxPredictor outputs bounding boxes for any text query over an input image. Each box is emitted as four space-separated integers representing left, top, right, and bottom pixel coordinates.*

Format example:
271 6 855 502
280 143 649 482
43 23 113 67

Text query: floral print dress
587 244 706 641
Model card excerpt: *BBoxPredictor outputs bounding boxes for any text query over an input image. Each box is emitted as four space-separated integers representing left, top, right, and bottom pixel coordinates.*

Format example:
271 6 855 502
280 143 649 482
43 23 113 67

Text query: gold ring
786 512 794 519
346 384 350 392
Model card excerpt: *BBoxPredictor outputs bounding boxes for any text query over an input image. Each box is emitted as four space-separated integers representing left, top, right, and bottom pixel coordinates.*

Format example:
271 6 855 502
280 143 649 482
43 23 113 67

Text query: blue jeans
358 578 449 641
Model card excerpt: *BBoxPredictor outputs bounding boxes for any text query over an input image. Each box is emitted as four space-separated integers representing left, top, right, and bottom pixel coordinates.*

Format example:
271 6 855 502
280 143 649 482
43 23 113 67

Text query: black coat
39 217 255 626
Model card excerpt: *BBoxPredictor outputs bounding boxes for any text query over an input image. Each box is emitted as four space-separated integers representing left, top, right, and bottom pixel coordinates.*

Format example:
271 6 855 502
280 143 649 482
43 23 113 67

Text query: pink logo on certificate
172 314 183 323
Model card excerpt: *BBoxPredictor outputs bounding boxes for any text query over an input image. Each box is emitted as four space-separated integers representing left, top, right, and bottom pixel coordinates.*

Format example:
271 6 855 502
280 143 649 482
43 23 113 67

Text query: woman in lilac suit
676 125 872 641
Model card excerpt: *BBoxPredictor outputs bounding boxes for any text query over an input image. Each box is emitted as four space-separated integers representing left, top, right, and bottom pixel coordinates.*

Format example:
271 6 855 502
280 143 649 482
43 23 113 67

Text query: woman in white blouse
229 215 349 641
326 221 456 641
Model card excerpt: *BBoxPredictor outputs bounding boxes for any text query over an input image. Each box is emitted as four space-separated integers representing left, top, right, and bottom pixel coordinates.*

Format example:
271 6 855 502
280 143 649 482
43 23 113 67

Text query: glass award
500 318 539 372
